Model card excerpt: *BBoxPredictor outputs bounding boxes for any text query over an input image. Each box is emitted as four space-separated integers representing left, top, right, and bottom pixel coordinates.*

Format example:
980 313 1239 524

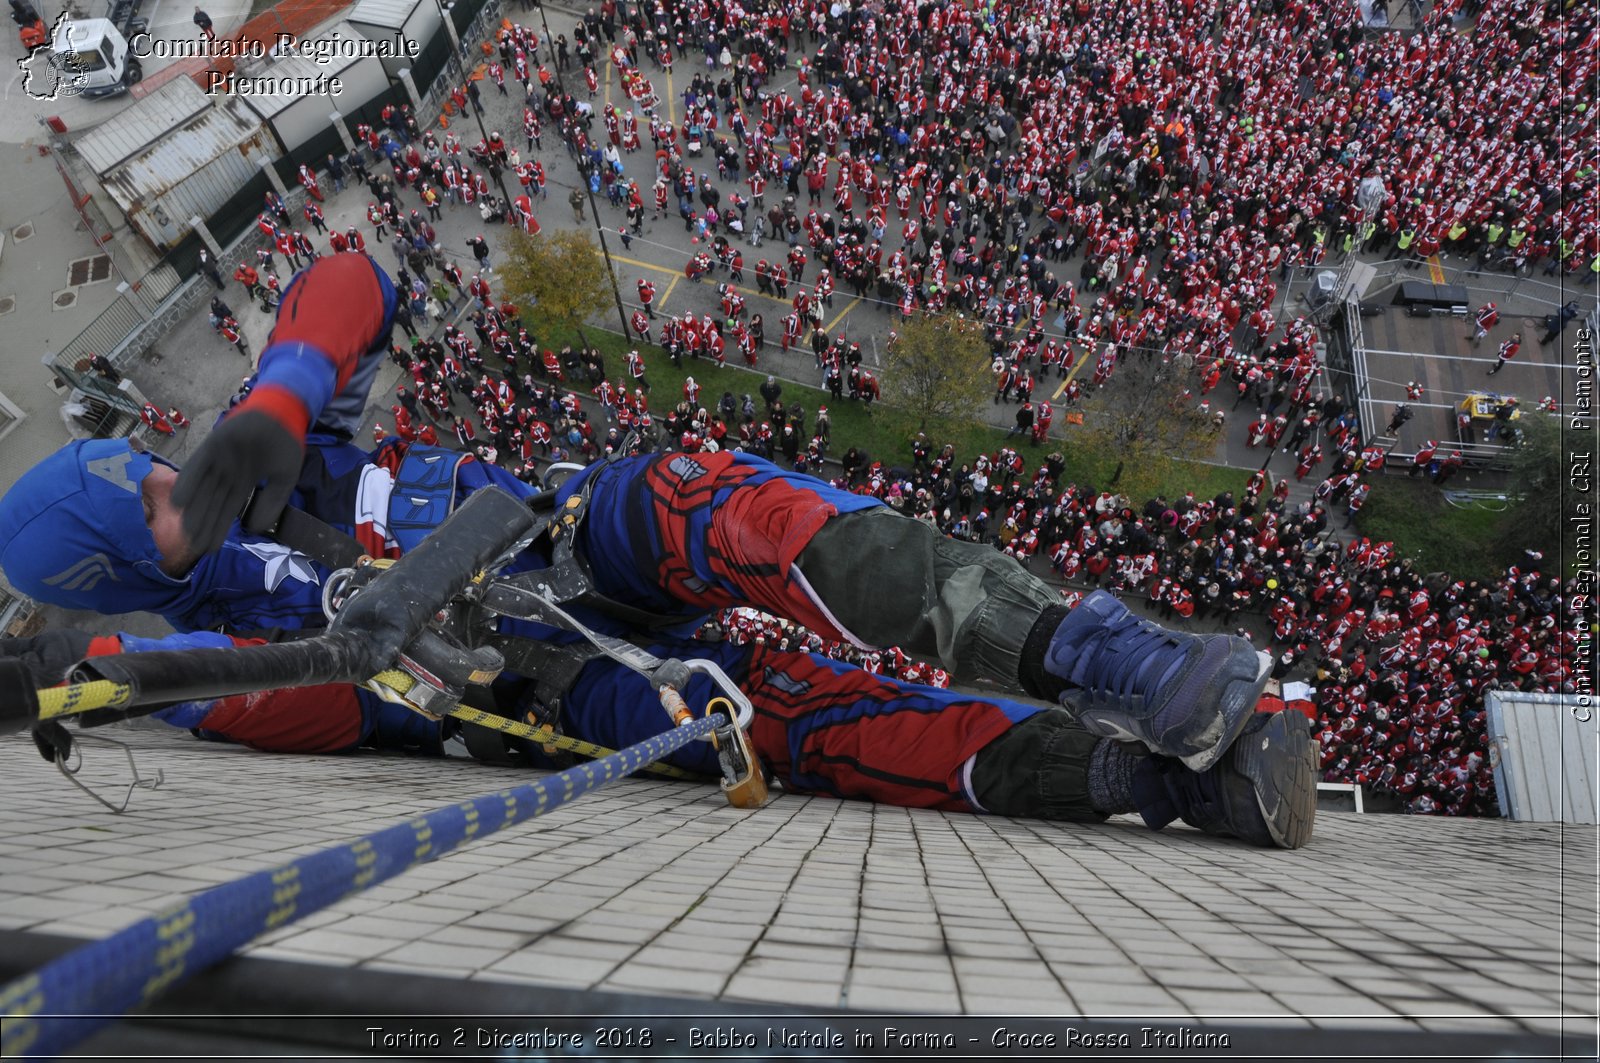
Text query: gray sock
1087 739 1141 815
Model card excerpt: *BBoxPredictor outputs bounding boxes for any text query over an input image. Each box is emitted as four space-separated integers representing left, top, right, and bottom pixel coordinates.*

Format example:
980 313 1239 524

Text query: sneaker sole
1074 648 1271 773
1233 709 1318 849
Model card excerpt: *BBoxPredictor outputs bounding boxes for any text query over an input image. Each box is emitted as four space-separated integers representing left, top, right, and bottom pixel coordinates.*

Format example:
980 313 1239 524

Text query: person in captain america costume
0 257 1315 847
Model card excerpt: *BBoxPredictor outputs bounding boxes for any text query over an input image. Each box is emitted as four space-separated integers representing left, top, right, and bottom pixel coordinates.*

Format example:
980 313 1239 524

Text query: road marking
656 274 680 313
609 251 680 277
1427 254 1445 284
610 252 804 308
663 65 675 126
822 296 861 335
1051 343 1090 400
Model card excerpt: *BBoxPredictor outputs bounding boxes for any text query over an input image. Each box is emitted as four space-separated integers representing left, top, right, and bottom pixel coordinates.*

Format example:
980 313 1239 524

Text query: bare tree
1075 348 1215 501
883 312 992 433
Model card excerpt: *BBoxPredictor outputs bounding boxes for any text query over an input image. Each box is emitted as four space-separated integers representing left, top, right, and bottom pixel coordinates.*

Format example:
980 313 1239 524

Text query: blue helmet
0 439 192 615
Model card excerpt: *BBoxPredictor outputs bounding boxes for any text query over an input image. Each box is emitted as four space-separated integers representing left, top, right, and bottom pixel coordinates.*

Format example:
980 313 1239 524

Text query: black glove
32 719 72 764
0 630 93 739
0 630 94 687
171 410 304 557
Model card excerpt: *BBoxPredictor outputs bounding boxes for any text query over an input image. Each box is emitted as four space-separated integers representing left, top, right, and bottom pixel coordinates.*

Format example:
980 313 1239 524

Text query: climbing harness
5 481 769 809
0 483 767 1052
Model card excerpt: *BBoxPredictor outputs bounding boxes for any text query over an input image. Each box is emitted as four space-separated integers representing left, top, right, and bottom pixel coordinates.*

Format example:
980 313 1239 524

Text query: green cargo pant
794 507 1060 690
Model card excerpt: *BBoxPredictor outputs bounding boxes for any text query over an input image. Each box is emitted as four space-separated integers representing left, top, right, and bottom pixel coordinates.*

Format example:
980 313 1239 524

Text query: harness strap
241 494 366 571
543 465 694 632
488 634 606 723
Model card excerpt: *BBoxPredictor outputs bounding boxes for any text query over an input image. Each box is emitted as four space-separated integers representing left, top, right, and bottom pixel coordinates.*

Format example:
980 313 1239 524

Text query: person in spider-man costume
0 258 1314 847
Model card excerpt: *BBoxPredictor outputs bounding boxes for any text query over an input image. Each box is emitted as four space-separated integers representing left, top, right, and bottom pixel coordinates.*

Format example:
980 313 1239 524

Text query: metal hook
53 732 165 814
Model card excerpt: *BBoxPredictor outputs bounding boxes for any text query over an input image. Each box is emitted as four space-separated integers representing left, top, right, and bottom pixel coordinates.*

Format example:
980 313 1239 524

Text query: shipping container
74 78 275 251
237 24 392 156
1486 691 1598 823
345 0 443 83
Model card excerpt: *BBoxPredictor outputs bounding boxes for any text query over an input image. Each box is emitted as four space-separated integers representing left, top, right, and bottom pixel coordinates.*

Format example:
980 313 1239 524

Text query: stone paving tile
1272 992 1405 1017
1307 1014 1428 1032
730 956 853 986
722 974 841 1008
749 940 854 965
1167 988 1309 1016
952 972 1073 1007
600 963 729 997
479 951 619 987
269 927 416 962
0 731 1591 1048
27 909 149 937
760 921 857 947
627 944 747 975
1146 965 1256 992
842 984 961 1012
1055 986 1187 1015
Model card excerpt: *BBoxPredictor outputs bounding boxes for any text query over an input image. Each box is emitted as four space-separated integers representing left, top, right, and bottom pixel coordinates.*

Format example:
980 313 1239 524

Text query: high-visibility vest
1506 228 1527 248
1447 223 1467 241
1485 223 1504 244
1397 229 1416 251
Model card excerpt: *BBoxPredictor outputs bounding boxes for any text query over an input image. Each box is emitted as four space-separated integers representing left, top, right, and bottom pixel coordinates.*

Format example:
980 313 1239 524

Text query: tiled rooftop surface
0 727 1593 1056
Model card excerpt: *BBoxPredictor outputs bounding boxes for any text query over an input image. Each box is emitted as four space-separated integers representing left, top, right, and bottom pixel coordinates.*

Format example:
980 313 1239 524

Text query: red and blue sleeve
117 632 371 753
235 255 397 440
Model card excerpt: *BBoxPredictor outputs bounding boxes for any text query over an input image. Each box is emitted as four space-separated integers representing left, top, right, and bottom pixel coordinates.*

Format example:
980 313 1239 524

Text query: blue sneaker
1130 709 1318 849
1042 590 1268 771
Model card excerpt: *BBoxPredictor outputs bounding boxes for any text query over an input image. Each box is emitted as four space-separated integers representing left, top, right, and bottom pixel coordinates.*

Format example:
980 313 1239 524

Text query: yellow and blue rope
0 713 724 1059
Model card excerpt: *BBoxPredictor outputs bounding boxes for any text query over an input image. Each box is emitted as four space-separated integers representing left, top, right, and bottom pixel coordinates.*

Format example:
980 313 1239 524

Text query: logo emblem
667 455 708 483
85 451 138 493
41 553 120 593
761 666 811 697
19 14 92 102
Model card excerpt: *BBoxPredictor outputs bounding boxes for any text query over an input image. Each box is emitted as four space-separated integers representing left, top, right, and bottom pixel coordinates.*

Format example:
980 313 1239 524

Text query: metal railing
1356 254 1596 320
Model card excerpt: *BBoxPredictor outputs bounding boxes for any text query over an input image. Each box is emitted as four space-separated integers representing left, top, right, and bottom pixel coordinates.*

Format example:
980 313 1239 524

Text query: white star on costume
238 540 321 592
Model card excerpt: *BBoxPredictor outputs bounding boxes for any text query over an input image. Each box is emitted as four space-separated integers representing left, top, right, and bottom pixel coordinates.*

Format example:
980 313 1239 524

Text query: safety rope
35 681 131 720
442 704 706 781
33 670 707 782
0 712 724 1059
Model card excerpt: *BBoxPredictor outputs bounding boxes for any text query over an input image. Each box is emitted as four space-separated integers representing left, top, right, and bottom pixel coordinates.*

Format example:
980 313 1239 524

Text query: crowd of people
537 0 1589 814
538 0 1591 555
818 435 1582 818
368 293 1582 818
193 0 1594 819
574 0 1593 381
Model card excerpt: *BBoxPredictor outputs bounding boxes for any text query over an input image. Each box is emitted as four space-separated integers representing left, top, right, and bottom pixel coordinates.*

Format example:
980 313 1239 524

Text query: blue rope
0 714 724 1059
